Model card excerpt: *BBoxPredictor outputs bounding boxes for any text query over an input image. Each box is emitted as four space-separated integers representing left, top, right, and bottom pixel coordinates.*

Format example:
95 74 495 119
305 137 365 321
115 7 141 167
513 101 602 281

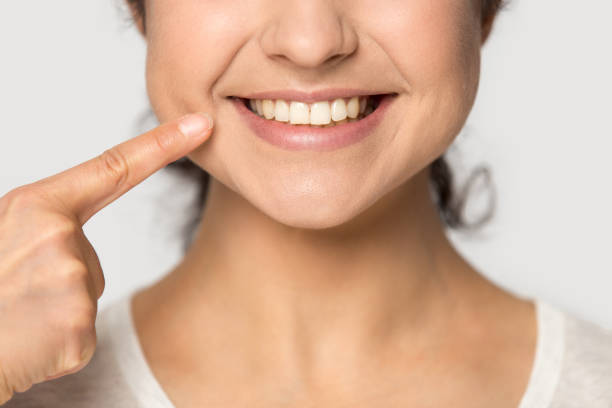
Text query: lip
231 94 396 152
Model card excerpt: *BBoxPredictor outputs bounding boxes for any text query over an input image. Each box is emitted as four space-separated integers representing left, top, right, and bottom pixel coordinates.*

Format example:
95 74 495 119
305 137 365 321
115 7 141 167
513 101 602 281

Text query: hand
0 112 213 404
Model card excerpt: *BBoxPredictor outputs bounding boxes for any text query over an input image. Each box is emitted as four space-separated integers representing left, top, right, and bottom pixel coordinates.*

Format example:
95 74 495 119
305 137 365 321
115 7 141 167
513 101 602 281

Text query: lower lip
231 95 396 152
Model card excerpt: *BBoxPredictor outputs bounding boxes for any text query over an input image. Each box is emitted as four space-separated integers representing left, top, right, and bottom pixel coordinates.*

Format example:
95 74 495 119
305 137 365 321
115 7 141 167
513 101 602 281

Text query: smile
241 95 381 127
230 91 397 152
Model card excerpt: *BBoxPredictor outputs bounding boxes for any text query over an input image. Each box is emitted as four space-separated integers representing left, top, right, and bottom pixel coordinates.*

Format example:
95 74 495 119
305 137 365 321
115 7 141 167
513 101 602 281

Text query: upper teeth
247 96 374 126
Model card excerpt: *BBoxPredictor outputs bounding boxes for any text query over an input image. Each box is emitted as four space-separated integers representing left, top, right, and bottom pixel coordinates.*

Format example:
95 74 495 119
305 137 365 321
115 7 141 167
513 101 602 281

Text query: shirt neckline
517 298 565 408
106 294 175 407
107 294 565 408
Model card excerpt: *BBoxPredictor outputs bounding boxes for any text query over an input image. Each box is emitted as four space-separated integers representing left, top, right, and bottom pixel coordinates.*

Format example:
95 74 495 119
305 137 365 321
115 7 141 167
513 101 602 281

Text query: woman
1 0 611 406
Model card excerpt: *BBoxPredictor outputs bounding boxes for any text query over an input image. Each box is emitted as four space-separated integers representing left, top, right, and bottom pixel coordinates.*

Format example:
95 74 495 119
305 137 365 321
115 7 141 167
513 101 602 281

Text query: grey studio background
1 1 611 330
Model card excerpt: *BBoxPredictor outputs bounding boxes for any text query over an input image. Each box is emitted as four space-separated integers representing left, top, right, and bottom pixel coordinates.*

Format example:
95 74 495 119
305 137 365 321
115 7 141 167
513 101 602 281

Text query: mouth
229 93 397 151
233 94 387 127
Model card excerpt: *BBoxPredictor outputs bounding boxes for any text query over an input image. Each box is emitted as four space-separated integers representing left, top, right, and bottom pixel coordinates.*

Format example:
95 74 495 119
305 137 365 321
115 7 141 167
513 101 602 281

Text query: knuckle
6 184 37 200
97 148 130 190
62 310 97 371
56 260 89 287
65 305 96 334
62 304 96 345
0 185 38 215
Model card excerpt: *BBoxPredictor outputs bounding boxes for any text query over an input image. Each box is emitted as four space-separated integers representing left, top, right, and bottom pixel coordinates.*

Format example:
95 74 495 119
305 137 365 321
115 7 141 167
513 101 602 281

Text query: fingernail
178 112 214 137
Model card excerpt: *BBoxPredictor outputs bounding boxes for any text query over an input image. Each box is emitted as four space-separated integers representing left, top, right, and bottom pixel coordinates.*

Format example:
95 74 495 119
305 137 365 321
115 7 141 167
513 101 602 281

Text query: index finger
37 112 213 225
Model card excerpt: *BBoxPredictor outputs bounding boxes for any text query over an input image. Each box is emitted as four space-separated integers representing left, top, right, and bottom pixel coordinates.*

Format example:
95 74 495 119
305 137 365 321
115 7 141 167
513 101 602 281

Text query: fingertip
198 112 214 131
178 112 214 139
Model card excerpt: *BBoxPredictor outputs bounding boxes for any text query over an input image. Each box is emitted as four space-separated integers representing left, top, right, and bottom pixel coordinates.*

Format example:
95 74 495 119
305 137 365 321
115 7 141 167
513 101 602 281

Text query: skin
125 0 537 406
0 113 213 403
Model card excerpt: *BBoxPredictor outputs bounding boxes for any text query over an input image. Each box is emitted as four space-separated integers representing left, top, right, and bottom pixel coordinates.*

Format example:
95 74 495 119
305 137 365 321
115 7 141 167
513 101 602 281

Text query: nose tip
271 32 348 68
260 3 358 69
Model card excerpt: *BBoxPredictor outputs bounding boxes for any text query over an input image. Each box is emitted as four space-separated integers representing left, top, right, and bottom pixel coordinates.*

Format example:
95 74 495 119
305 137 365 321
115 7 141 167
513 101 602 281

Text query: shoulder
549 302 612 407
3 296 140 408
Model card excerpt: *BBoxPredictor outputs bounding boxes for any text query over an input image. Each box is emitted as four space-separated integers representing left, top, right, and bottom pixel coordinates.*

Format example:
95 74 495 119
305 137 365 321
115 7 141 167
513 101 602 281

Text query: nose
259 0 358 70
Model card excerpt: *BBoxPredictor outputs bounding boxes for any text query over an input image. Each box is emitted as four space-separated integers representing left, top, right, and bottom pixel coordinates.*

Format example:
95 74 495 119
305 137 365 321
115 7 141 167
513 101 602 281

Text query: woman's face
139 0 484 228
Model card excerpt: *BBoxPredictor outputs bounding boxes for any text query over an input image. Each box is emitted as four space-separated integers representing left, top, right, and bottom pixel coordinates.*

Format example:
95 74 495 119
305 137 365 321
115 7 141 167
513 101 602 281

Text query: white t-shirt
5 292 612 407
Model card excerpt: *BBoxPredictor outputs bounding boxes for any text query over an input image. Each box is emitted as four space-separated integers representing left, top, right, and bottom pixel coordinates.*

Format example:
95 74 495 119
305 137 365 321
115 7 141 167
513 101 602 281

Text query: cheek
377 0 481 87
143 2 248 122
372 0 481 161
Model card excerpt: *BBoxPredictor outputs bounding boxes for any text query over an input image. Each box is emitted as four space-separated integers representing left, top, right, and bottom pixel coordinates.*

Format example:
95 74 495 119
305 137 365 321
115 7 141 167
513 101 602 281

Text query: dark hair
126 0 506 253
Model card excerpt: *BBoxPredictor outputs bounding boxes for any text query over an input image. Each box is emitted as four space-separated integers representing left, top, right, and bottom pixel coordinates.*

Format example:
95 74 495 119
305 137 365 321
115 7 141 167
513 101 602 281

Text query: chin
242 178 375 231
267 204 360 231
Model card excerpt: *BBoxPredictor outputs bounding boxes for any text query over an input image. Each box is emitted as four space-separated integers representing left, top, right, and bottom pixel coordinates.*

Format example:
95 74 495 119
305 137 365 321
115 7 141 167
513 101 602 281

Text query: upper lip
235 88 395 104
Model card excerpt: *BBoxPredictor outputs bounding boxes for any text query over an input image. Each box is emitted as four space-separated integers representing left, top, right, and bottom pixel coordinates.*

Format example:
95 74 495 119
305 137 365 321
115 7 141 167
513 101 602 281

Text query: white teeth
309 101 331 125
289 101 310 125
330 98 347 122
274 99 289 122
262 99 275 119
245 95 376 126
347 96 359 119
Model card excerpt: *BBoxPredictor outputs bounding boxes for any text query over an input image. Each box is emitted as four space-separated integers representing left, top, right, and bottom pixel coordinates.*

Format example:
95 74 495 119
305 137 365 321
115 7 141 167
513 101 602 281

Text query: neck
157 166 486 378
